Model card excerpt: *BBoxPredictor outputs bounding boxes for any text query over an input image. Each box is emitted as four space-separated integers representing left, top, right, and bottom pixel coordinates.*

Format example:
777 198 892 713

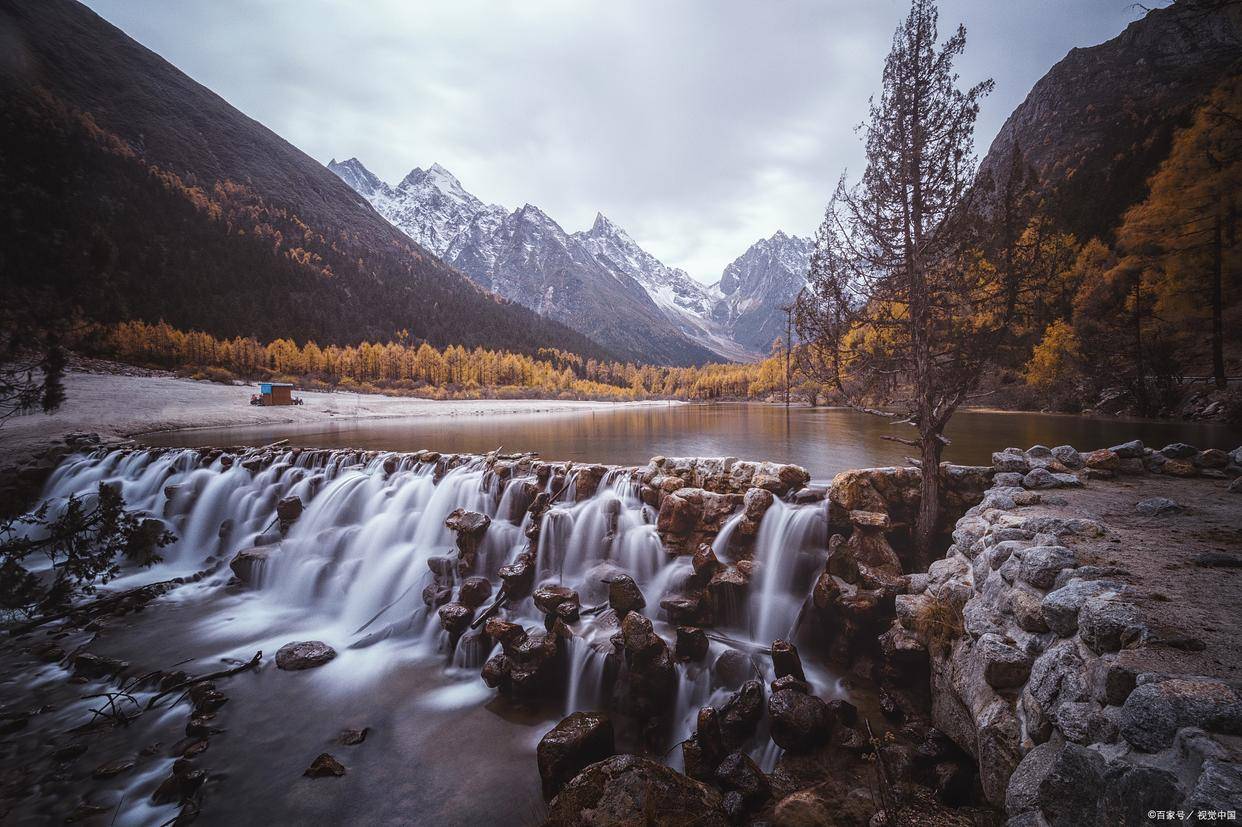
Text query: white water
28 446 840 821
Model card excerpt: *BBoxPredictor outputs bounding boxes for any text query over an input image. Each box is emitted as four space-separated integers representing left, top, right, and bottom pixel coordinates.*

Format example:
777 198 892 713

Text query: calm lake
141 403 1242 481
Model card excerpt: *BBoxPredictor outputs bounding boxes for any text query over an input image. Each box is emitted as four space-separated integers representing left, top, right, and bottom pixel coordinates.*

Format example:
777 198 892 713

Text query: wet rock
692 544 723 580
1005 741 1104 826
676 626 709 661
743 487 774 522
538 711 615 799
768 688 832 753
151 758 207 804
498 555 535 599
338 727 369 745
608 574 646 618
715 751 770 804
444 508 491 570
659 593 707 626
545 755 727 826
276 495 302 529
275 640 337 671
1120 677 1242 752
457 576 492 609
71 652 129 680
533 585 581 622
712 649 754 690
304 753 346 778
437 602 474 635
92 757 135 779
684 706 727 782
1135 497 1181 517
229 546 272 584
719 680 765 746
421 584 452 608
770 639 808 684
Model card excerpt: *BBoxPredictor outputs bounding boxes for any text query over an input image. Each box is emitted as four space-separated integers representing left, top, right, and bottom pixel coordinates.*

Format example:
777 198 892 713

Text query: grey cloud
85 0 1143 281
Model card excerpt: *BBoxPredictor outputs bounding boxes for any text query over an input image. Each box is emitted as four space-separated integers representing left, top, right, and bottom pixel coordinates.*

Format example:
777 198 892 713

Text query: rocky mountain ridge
328 158 811 362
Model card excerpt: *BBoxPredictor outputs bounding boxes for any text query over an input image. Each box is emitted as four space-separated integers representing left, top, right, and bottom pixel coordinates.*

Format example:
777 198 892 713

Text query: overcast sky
83 0 1146 283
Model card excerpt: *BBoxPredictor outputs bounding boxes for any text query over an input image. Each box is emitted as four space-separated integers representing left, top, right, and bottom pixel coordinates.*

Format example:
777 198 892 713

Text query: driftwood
352 581 418 635
146 651 262 710
469 591 509 630
8 579 180 636
703 630 772 655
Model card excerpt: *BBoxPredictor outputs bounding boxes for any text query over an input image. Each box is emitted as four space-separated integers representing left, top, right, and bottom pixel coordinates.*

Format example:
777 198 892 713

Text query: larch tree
795 0 1011 554
1115 75 1240 389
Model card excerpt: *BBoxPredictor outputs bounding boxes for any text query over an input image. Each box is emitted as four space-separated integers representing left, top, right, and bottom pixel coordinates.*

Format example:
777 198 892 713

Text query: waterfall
746 499 828 646
26 446 846 781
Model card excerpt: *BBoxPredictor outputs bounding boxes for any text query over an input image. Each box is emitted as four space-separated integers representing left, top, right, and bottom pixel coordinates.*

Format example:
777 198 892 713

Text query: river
142 402 1242 481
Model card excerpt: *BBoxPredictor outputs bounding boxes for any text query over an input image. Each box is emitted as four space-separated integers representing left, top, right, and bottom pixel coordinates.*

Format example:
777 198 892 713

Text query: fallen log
146 650 262 710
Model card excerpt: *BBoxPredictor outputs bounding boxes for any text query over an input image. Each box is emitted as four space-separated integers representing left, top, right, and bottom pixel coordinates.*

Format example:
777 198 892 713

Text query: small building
255 382 295 406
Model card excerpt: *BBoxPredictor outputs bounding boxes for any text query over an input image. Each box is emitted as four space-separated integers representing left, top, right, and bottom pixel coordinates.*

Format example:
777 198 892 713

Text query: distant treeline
85 320 796 402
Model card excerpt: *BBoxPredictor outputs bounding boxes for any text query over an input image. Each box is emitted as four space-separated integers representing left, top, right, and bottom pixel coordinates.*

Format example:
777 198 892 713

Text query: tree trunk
915 433 943 557
1212 207 1226 390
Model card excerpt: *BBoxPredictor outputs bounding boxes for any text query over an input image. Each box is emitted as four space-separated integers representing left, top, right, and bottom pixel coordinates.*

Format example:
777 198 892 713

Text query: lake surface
141 403 1242 481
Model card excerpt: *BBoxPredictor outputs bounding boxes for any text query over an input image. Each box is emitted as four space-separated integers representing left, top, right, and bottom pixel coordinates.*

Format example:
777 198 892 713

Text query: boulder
1018 546 1077 590
1077 597 1144 654
675 626 709 662
1161 458 1198 477
1160 442 1197 459
714 751 770 804
545 755 728 826
275 641 336 671
977 633 1033 689
276 495 302 528
1107 440 1145 459
1083 449 1119 471
1041 580 1123 637
229 547 272 584
1119 677 1242 752
1005 741 1105 826
993 451 1032 474
767 688 832 753
437 602 474 635
537 712 615 799
533 585 581 622
1135 497 1180 517
303 753 346 778
719 679 765 746
457 576 492 608
1050 446 1083 470
608 574 646 617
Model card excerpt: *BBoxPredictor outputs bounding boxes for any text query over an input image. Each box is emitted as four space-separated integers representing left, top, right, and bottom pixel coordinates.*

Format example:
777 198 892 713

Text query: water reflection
142 403 1241 481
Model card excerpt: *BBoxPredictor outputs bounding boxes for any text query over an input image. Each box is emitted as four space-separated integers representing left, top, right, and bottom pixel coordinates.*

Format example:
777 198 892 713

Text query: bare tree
795 0 1003 554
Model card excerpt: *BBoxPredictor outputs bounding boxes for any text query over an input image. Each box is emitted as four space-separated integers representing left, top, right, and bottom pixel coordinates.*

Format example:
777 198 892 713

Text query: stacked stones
896 441 1242 823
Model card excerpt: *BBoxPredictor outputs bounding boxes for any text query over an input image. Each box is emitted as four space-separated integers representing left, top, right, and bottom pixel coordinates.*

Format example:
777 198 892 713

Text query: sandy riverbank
0 371 681 464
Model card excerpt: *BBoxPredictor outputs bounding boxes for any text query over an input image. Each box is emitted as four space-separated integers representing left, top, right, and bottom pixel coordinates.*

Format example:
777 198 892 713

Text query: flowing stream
24 446 846 823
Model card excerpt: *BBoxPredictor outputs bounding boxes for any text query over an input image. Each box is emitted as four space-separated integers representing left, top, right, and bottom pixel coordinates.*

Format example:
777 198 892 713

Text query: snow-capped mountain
328 157 807 362
574 214 760 362
709 231 813 353
327 158 717 366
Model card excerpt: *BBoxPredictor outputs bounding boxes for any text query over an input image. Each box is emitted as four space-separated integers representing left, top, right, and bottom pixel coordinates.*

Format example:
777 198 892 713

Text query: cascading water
27 446 845 804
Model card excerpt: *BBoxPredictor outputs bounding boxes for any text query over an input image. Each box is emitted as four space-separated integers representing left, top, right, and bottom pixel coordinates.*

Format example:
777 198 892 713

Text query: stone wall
894 440 1242 822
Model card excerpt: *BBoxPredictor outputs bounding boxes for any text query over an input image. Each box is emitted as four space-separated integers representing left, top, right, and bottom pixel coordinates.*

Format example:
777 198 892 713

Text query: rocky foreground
462 441 1241 825
0 438 1238 825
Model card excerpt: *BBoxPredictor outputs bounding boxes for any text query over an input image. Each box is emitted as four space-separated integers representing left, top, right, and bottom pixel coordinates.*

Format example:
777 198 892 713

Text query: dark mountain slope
0 0 614 360
978 0 1242 242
